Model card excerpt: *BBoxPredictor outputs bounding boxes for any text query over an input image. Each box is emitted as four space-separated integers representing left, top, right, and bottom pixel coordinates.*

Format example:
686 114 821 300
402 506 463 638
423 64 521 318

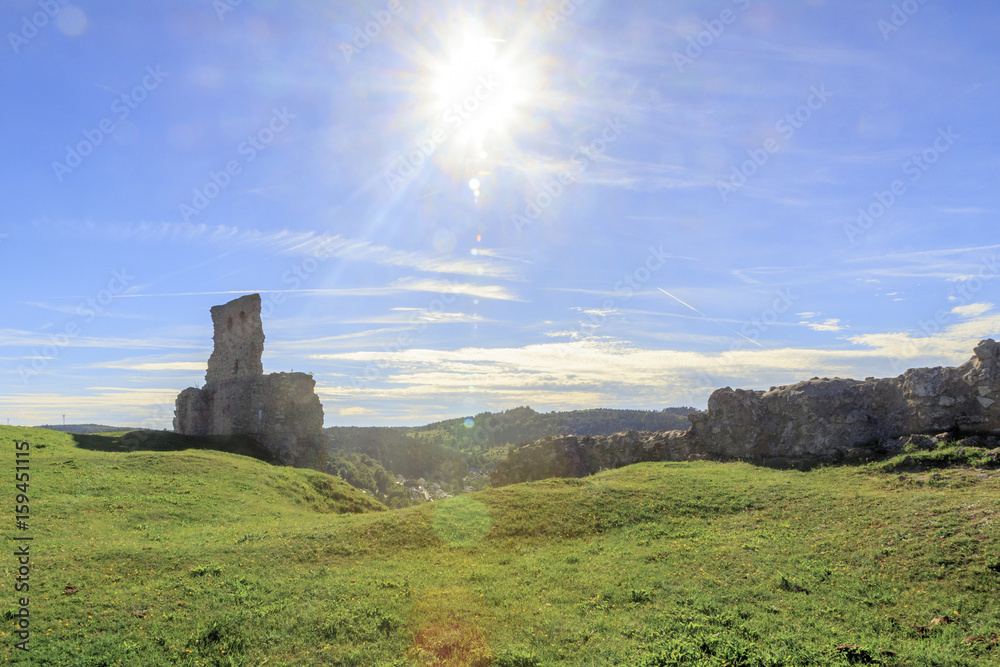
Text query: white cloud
543 330 582 339
847 312 1000 360
290 234 525 281
0 329 201 351
390 278 521 301
951 303 992 318
309 310 1000 417
390 308 486 324
0 388 179 428
93 361 205 372
803 318 846 332
338 406 376 416
42 222 527 281
19 301 149 320
572 306 618 318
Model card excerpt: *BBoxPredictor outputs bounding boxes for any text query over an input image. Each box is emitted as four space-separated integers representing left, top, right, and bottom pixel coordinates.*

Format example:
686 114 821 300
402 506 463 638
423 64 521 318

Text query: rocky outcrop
173 294 326 468
490 430 694 487
492 339 1000 486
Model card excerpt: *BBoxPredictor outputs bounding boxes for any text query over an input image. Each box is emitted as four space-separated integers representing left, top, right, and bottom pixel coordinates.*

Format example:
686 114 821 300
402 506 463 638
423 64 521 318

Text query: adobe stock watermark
178 107 295 222
843 126 958 244
511 116 627 233
551 246 670 360
7 0 72 54
691 288 797 394
51 66 169 182
878 0 931 41
260 236 340 319
384 74 501 192
672 0 751 72
887 254 997 374
717 84 832 202
339 0 405 63
351 281 465 388
213 0 243 21
544 0 588 30
17 268 135 385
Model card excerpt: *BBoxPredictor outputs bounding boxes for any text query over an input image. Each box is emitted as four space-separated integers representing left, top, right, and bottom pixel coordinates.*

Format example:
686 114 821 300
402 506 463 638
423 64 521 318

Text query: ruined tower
206 293 264 384
173 294 326 468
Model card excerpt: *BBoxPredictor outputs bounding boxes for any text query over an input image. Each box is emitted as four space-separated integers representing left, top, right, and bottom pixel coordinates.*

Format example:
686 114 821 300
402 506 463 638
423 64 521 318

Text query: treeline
39 424 137 434
414 406 694 457
324 450 412 508
324 406 694 496
326 426 467 479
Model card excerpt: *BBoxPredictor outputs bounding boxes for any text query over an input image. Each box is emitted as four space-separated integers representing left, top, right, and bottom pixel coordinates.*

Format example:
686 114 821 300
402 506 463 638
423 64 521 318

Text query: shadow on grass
71 430 277 464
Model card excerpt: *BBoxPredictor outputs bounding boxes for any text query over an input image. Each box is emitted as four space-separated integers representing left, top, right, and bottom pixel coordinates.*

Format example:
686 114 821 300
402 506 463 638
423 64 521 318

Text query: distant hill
37 423 140 434
326 406 696 490
412 405 696 449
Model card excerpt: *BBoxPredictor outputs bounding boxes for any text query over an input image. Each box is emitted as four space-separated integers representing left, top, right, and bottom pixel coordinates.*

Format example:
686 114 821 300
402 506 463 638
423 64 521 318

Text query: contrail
657 287 767 349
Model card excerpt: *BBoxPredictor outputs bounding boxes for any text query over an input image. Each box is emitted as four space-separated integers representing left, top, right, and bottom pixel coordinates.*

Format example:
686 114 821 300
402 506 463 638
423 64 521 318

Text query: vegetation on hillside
325 406 693 495
4 425 999 666
325 449 413 507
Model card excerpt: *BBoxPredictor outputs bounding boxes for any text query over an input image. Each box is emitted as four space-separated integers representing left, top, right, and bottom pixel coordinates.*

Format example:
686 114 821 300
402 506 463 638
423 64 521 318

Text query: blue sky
2 0 998 428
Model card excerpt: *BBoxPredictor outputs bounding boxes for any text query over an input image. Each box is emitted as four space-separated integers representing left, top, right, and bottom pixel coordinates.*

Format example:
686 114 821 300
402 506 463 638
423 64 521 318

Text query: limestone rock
173 294 325 468
492 339 1000 487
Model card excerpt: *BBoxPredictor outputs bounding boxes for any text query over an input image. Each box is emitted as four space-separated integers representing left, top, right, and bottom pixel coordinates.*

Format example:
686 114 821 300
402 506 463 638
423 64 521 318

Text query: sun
414 18 543 173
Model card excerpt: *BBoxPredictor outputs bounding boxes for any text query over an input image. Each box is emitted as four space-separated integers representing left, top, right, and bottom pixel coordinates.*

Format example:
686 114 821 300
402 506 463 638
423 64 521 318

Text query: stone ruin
173 293 326 468
491 339 1000 486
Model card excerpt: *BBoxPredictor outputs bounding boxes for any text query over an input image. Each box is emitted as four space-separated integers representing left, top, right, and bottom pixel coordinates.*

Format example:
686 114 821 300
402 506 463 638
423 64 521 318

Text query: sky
2 0 999 428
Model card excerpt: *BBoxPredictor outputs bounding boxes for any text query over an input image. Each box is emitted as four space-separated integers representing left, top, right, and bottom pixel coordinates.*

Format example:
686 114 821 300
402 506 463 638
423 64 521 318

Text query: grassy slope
2 426 999 666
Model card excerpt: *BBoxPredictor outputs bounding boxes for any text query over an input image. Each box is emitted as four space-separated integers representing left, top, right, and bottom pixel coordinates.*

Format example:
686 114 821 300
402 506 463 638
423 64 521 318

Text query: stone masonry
492 339 1000 486
173 294 326 468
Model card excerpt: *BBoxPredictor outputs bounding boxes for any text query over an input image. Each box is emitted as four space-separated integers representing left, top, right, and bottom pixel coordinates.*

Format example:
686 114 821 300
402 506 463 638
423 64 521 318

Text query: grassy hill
3 425 999 665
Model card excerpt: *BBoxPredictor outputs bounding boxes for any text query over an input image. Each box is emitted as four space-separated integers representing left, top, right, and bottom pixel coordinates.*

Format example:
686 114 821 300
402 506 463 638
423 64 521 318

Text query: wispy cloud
496 150 709 191
309 311 1000 416
20 301 151 319
0 330 200 351
801 318 847 332
845 246 1000 281
265 328 414 352
391 278 522 301
89 360 206 372
0 388 179 428
38 222 527 282
847 313 1000 360
572 306 618 318
391 308 487 324
951 303 992 318
288 234 525 281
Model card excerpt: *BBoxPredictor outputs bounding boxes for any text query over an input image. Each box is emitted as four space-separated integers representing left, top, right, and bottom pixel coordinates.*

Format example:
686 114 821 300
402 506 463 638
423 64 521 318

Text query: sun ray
403 12 550 180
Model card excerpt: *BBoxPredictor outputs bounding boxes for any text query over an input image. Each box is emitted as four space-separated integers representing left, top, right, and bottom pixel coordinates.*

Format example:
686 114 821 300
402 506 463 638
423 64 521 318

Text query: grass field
2 425 999 666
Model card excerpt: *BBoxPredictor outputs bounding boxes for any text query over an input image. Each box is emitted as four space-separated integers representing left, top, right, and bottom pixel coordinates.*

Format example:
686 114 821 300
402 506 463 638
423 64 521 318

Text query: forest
324 405 694 502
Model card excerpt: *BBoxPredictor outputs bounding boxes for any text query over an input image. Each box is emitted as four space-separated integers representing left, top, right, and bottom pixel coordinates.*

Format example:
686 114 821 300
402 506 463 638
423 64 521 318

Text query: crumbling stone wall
173 294 326 468
492 339 1000 486
206 293 264 384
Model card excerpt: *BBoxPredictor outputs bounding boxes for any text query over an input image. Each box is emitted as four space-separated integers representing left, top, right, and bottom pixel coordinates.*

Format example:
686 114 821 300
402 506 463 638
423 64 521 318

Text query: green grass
2 425 999 665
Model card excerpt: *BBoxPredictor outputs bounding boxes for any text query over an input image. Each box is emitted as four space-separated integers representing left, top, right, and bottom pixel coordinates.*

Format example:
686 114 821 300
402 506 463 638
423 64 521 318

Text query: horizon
28 402 698 431
3 1 998 428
